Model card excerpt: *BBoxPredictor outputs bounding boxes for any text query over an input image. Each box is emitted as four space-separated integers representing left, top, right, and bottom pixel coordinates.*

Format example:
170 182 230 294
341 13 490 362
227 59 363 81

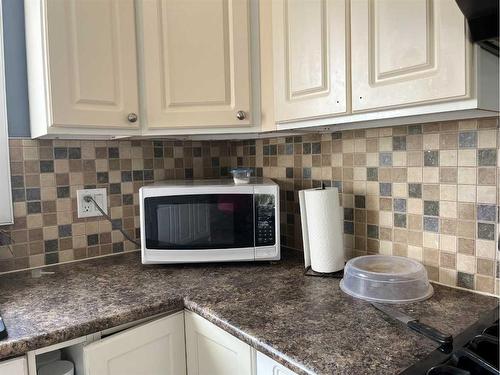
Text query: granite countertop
0 251 497 374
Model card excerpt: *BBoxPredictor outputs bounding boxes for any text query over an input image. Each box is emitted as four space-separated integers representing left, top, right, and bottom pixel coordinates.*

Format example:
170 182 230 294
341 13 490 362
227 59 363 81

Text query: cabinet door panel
46 0 139 128
84 313 186 375
0 357 27 375
256 351 297 375
351 0 469 111
272 0 347 122
141 0 252 128
185 311 253 375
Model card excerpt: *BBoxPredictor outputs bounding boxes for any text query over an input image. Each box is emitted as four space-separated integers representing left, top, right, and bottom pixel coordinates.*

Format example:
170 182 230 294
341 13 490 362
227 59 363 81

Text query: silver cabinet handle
236 110 246 120
127 113 138 123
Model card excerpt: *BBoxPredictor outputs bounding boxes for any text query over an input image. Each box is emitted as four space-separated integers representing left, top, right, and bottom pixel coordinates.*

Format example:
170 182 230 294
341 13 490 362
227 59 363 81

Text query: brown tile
366 210 378 224
439 133 458 149
28 228 43 241
366 139 378 152
477 167 496 185
439 122 458 132
379 198 392 211
475 275 494 294
29 241 43 255
379 227 392 241
407 231 422 246
408 214 423 231
355 209 366 223
440 252 456 269
477 117 498 129
378 168 392 182
42 201 56 213
343 153 353 166
423 247 439 265
393 229 408 243
95 147 107 158
24 160 39 173
353 154 366 166
458 203 475 220
440 219 457 235
366 239 379 253
56 173 69 186
440 167 457 183
406 135 423 150
25 174 40 188
59 237 73 251
477 258 494 276
458 238 475 255
69 159 82 172
393 243 408 256
423 123 440 133
74 247 87 260
392 168 407 182
422 184 440 200
10 161 24 175
43 213 57 226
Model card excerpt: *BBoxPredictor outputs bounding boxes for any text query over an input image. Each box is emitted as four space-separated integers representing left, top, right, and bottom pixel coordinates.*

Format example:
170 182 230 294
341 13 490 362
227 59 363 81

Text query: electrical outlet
76 188 108 218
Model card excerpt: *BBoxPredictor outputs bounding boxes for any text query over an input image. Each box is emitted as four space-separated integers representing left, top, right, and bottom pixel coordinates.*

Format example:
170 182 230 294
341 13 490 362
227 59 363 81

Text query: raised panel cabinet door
272 0 347 123
0 357 27 375
256 351 298 375
351 0 470 111
83 312 186 375
45 0 139 128
140 0 252 128
185 310 253 375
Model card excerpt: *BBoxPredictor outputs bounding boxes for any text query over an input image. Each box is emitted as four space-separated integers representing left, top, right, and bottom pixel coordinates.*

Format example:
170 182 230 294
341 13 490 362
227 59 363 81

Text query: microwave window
144 194 254 249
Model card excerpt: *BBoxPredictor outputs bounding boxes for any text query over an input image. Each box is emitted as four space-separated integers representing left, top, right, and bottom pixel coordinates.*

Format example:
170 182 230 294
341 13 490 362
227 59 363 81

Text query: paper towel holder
304 266 344 278
299 186 345 278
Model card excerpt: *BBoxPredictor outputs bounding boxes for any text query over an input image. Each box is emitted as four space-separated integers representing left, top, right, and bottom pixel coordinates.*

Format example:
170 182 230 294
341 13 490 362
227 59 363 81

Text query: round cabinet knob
236 110 246 120
127 113 138 123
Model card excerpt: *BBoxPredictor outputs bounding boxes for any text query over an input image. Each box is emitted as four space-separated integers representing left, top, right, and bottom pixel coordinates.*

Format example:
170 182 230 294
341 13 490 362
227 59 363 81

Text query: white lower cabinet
185 310 254 375
0 357 27 375
83 311 186 375
256 351 298 375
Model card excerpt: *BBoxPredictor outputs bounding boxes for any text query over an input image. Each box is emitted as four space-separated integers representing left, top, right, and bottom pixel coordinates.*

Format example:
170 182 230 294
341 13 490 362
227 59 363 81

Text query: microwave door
144 194 254 250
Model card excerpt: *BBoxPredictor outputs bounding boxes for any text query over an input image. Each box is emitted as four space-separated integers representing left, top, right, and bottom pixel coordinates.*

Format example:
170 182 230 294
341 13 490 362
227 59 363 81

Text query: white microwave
139 178 280 264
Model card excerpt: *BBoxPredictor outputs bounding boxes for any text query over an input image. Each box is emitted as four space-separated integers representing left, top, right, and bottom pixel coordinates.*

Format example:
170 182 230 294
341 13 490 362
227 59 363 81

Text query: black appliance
455 0 499 56
402 307 499 374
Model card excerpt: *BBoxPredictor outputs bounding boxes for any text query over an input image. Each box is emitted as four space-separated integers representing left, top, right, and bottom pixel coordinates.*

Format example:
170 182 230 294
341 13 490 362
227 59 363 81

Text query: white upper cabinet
25 0 140 137
83 312 186 375
272 0 347 122
140 0 252 128
350 0 469 112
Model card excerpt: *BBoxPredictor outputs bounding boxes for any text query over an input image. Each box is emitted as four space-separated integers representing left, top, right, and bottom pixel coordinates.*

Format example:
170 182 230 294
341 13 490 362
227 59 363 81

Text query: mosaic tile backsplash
1 117 499 295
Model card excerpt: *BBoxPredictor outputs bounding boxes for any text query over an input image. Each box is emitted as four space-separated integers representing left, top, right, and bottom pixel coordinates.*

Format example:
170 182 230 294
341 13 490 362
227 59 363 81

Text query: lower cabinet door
185 310 253 375
0 357 27 375
256 351 297 375
83 312 186 375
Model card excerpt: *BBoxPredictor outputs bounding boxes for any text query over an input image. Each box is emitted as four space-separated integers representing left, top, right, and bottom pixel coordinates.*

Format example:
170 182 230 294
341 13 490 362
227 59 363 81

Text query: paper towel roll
303 188 344 273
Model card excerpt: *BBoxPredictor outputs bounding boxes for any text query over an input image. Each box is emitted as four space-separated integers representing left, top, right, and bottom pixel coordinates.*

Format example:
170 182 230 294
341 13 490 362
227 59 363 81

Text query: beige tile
439 268 457 287
458 119 477 130
354 139 366 153
379 211 393 227
476 240 496 259
458 185 476 202
423 232 439 249
407 245 423 261
353 167 366 181
408 214 423 231
379 240 392 255
440 235 457 252
407 151 423 166
440 150 457 166
408 199 423 215
422 167 439 183
458 149 476 167
457 254 475 274
440 201 457 218
406 135 423 151
458 167 476 185
477 167 496 185
423 247 439 265
366 153 378 166
458 202 475 220
342 139 354 153
477 130 497 148
457 221 475 239
477 186 496 204
366 182 378 196
407 167 422 182
392 183 407 197
393 152 407 166
378 137 392 151
440 184 457 201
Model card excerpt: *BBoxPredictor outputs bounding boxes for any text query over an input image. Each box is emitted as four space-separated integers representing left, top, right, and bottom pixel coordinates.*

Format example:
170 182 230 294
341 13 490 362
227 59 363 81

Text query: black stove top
402 307 499 375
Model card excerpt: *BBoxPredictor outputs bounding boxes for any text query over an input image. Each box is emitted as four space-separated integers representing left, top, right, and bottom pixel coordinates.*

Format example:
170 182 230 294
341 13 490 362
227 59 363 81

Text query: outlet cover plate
77 188 108 218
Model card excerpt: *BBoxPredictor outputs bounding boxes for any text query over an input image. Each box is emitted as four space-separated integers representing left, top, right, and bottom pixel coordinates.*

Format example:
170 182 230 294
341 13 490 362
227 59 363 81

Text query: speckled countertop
0 251 497 374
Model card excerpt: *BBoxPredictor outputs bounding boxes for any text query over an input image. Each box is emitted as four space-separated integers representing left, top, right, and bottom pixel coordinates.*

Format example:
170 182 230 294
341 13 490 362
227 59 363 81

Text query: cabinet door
46 0 139 128
83 312 186 375
256 351 297 375
272 0 347 122
140 0 252 128
0 357 27 375
351 0 469 111
185 311 253 375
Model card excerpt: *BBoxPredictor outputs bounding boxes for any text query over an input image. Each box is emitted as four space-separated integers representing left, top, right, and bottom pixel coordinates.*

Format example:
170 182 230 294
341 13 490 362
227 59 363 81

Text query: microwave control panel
255 194 276 247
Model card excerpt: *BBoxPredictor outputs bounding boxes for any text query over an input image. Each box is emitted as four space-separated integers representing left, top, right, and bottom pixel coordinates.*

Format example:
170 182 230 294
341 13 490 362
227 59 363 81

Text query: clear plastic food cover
340 255 433 304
